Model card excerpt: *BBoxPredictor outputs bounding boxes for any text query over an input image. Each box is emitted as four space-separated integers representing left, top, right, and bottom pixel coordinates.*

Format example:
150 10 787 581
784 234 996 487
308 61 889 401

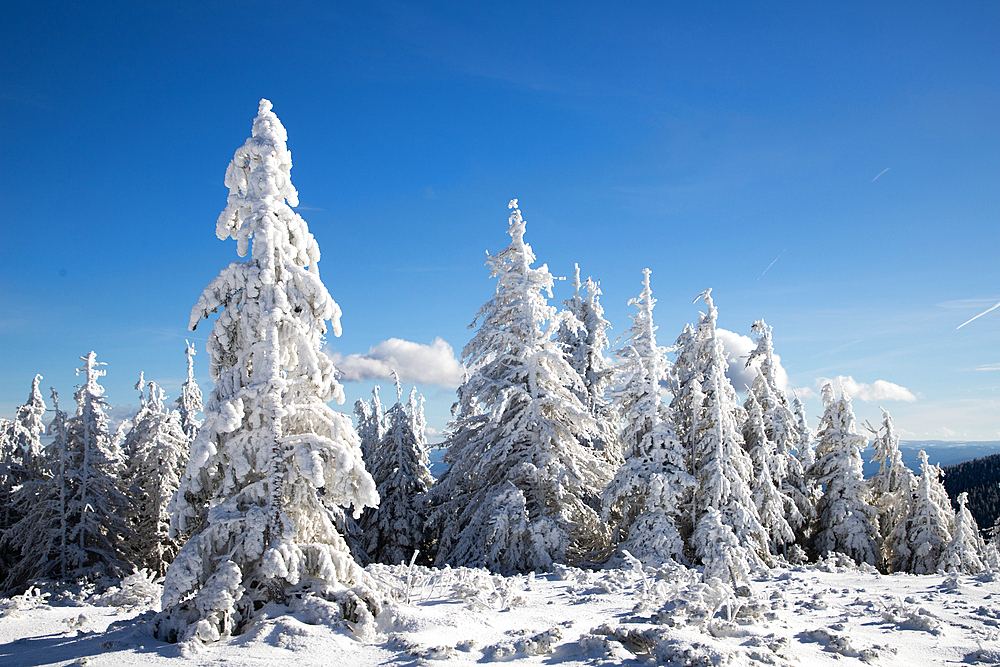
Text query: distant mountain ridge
861 441 1000 477
900 441 1000 468
862 441 1000 534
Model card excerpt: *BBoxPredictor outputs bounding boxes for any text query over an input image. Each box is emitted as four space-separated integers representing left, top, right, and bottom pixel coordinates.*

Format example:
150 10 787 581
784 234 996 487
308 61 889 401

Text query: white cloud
716 328 790 394
936 297 1000 309
331 337 464 388
106 403 139 434
974 363 1000 371
814 375 916 403
790 386 818 400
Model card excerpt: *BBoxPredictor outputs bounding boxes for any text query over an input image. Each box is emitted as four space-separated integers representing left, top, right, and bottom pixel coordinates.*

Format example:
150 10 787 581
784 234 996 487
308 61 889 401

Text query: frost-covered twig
404 551 419 605
621 550 650 597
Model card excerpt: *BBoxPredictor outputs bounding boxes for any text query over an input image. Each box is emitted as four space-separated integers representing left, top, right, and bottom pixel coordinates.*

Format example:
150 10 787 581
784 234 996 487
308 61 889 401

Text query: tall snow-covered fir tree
0 375 47 539
743 321 811 552
8 375 46 478
941 491 984 574
124 380 190 576
426 200 612 573
407 387 427 447
1 389 68 592
557 265 614 411
354 385 386 461
742 392 795 557
867 408 916 572
791 396 816 474
174 340 203 441
2 356 138 593
790 396 821 511
557 265 620 463
154 100 378 644
809 384 880 566
671 290 769 581
0 417 13 542
986 524 1000 572
360 378 434 565
66 353 138 573
899 450 955 574
603 268 692 564
344 384 404 565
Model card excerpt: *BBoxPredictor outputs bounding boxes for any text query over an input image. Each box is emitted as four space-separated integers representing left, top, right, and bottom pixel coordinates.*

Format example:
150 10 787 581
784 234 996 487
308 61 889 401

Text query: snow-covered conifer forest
2 101 999 667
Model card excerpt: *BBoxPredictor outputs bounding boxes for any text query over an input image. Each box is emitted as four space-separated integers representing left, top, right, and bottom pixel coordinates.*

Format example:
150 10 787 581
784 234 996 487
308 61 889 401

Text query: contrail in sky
757 248 786 281
872 167 891 182
957 300 1000 329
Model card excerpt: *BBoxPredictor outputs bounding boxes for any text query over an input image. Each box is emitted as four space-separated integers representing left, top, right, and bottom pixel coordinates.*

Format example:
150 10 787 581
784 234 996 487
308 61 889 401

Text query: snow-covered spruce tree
407 387 427 448
67 353 138 572
360 378 434 565
986 525 1000 572
692 508 753 586
557 265 620 463
743 321 811 550
791 396 822 513
0 375 47 540
123 380 190 576
603 268 692 564
426 200 612 573
338 389 389 565
0 416 21 571
809 384 880 566
0 418 13 540
672 290 769 581
867 408 916 572
941 491 984 574
154 100 378 644
791 397 816 474
558 265 614 411
742 392 795 557
900 450 955 574
174 340 204 441
354 385 386 461
2 356 138 593
354 400 374 454
10 374 47 478
1 390 68 592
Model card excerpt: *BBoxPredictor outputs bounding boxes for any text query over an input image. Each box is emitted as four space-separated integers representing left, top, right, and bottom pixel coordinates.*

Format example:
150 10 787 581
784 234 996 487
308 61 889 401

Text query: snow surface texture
2 561 999 666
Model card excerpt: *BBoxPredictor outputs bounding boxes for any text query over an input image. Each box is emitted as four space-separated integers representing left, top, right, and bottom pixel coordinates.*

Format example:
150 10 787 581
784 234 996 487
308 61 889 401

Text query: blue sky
2 2 999 444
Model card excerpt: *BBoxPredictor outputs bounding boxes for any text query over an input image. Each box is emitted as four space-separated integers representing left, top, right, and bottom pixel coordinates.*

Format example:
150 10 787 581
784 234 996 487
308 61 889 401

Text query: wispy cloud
293 205 324 211
871 167 890 182
936 298 1000 309
757 249 786 281
957 300 1000 330
807 339 864 360
974 363 1000 371
816 375 916 402
331 337 464 387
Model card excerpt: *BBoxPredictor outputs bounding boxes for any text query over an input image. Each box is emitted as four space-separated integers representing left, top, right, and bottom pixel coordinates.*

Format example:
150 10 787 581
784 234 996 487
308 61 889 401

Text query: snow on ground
2 557 999 667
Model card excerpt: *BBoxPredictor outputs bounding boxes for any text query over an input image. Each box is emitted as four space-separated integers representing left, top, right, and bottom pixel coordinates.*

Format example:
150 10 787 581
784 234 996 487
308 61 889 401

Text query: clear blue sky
2 2 998 443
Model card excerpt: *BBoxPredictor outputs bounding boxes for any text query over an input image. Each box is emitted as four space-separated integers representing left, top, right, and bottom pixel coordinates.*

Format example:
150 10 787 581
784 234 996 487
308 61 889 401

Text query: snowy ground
2 557 999 667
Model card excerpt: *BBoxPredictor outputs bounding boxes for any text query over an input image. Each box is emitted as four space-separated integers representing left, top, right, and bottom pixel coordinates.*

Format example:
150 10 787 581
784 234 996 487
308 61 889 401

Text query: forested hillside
943 454 1000 535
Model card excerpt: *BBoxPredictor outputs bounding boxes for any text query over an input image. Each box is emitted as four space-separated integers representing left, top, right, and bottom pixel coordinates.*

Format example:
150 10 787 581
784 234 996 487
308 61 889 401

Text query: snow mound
0 586 50 618
91 569 162 609
1 564 998 667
